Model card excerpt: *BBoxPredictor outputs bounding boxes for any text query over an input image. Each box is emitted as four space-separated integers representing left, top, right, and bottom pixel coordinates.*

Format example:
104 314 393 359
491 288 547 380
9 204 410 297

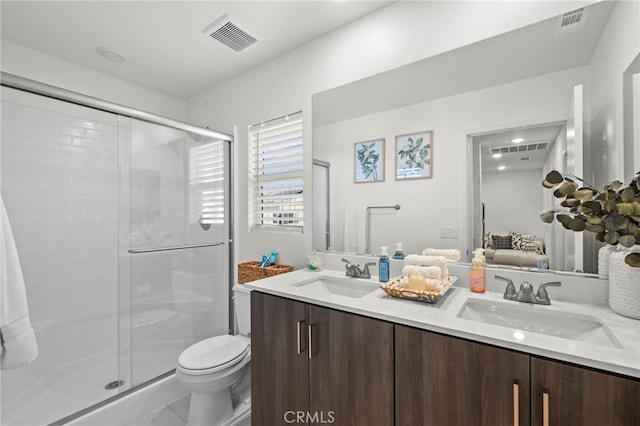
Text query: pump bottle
470 248 485 293
379 246 390 283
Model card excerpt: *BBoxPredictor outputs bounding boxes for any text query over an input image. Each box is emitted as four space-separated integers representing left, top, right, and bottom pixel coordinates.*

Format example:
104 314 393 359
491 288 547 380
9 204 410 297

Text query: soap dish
380 276 456 304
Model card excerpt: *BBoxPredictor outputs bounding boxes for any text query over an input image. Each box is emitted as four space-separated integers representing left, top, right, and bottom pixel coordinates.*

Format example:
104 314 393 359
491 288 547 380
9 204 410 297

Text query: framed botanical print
395 130 433 180
354 138 385 183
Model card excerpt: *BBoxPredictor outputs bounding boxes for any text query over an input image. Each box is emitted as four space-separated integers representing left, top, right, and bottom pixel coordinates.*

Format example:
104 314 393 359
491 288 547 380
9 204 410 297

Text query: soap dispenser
379 246 390 283
392 242 405 260
470 248 485 293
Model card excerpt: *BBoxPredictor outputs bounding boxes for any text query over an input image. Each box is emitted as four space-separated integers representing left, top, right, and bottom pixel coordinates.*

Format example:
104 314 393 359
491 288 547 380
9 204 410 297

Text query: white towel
1 194 38 369
422 248 461 262
343 205 367 254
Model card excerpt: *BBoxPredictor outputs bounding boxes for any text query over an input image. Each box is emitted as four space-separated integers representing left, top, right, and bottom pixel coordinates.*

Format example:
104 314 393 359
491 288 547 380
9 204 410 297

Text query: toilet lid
178 335 249 371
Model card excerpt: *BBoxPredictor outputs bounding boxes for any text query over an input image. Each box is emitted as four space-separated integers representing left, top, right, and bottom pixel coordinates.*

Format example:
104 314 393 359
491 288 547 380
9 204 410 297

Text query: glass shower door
123 119 229 387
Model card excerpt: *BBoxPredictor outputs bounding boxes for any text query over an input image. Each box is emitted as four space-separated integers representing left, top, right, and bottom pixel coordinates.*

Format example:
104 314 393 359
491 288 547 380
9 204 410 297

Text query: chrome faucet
341 258 376 279
496 275 561 305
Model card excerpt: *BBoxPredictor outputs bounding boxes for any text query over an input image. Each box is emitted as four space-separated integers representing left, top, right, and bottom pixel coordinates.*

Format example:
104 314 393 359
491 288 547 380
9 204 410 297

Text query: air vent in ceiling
490 142 548 156
554 7 589 37
202 14 259 52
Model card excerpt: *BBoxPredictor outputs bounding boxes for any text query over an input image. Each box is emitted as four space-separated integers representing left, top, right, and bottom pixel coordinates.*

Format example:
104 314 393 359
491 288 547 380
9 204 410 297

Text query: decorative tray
380 276 457 304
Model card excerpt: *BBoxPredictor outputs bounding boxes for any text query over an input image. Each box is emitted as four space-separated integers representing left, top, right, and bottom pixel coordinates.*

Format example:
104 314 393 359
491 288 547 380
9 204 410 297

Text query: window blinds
189 139 225 225
249 111 303 231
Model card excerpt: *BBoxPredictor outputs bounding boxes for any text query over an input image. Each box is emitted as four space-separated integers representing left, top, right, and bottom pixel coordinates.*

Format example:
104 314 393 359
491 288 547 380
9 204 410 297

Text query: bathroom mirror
312 1 638 274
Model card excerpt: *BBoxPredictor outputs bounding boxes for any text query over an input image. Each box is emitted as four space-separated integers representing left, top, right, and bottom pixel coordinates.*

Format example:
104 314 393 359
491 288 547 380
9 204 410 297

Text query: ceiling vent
202 14 260 52
554 8 589 37
490 142 548 156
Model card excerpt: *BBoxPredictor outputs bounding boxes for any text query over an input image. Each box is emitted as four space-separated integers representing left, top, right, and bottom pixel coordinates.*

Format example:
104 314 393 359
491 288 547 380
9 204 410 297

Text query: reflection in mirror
471 122 571 272
312 1 638 276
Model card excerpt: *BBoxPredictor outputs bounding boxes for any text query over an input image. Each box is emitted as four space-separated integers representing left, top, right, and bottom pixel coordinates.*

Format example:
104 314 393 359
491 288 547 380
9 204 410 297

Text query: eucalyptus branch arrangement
356 142 380 181
398 136 430 170
540 170 640 268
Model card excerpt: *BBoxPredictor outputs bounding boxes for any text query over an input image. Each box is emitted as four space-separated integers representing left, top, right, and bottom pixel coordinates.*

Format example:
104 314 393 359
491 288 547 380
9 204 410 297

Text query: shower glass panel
1 88 230 425
1 88 120 425
125 119 229 386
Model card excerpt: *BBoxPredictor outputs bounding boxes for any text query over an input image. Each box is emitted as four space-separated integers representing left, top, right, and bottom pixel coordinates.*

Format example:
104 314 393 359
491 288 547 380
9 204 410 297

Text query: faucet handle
496 275 516 299
537 281 562 302
362 262 376 278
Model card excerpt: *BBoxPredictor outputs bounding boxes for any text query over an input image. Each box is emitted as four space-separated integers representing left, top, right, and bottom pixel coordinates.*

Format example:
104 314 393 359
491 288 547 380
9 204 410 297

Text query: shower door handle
128 242 224 254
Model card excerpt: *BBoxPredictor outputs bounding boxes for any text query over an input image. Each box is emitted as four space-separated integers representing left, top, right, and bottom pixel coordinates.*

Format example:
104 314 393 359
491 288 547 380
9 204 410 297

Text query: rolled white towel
422 248 461 262
404 254 448 277
404 254 447 266
401 265 443 279
424 278 445 291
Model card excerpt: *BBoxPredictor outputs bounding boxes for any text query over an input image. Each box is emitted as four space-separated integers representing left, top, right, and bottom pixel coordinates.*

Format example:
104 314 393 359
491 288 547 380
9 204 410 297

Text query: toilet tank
233 284 251 336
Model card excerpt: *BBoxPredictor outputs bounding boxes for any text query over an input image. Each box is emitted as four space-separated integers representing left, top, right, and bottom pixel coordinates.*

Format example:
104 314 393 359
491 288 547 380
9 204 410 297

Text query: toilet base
187 388 233 426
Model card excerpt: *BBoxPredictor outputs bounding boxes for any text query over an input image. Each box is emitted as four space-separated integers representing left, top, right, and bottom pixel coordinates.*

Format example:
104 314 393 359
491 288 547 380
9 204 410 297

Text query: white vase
598 244 619 279
608 245 640 319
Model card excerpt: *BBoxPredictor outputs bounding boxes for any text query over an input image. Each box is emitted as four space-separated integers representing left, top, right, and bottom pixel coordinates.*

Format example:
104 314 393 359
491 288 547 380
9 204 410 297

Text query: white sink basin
292 276 379 298
457 298 623 349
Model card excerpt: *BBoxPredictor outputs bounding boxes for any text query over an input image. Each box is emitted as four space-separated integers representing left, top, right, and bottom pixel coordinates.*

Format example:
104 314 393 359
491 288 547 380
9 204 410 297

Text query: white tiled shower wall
1 93 120 398
2 88 231 425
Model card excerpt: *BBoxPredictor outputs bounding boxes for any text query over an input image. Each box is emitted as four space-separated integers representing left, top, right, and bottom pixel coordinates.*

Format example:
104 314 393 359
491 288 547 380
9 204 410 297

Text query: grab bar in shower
128 242 225 254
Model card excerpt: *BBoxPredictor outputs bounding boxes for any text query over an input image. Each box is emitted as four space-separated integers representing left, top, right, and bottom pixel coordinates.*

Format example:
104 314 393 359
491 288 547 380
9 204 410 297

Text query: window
190 138 226 226
249 111 303 232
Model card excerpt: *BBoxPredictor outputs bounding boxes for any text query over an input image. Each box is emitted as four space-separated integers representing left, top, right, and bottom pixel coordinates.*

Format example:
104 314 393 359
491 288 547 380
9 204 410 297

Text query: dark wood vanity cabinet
395 324 531 426
396 324 640 426
251 292 394 426
531 357 640 426
252 291 639 426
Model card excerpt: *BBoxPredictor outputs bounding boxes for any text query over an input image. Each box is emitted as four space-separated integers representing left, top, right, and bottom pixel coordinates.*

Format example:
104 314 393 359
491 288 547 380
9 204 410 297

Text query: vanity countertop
245 268 640 379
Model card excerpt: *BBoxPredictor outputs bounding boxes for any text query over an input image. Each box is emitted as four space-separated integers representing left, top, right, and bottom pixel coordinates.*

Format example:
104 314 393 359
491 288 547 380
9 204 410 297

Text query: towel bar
367 204 400 211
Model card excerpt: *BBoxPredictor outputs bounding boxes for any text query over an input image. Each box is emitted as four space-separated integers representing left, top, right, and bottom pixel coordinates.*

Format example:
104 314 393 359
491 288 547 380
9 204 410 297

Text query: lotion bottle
379 246 390 283
470 248 485 293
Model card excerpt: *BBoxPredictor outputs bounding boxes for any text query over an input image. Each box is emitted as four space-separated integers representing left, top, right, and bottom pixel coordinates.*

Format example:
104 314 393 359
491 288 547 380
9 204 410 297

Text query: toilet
176 284 252 426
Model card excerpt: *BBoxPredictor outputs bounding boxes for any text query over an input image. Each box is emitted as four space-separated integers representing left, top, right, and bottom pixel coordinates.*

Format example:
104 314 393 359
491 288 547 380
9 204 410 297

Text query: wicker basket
380 275 456 304
238 261 293 284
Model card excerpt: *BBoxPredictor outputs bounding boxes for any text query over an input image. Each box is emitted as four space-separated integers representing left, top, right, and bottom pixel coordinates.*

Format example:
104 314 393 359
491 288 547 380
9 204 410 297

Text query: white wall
483 169 545 238
187 1 592 269
313 67 586 257
588 0 640 187
1 40 187 121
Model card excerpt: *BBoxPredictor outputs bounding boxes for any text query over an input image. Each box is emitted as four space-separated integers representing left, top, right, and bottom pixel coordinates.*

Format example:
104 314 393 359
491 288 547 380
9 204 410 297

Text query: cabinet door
309 305 394 426
531 357 640 426
251 292 310 426
395 325 530 426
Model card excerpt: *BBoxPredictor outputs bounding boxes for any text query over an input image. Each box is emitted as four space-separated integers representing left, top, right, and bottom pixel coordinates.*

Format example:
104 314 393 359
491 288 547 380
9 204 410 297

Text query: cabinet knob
308 324 313 359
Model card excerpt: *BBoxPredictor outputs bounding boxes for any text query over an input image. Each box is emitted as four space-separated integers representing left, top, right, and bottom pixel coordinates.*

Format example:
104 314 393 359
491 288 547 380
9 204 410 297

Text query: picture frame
395 130 433 180
354 138 385 183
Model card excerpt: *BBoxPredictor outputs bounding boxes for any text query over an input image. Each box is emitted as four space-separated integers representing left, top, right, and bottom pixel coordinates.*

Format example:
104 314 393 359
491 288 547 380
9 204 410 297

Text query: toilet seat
178 335 250 376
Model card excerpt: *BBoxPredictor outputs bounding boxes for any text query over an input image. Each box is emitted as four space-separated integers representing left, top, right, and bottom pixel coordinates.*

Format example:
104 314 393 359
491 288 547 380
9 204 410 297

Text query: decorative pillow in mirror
491 235 513 250
512 233 535 250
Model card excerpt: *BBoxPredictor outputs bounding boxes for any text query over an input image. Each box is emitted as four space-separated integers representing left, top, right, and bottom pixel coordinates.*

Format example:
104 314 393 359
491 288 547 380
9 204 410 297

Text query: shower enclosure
0 80 232 425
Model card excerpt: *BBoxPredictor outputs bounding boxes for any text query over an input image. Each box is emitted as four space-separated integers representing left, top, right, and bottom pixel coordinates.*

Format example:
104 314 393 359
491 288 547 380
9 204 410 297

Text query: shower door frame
1 71 235 423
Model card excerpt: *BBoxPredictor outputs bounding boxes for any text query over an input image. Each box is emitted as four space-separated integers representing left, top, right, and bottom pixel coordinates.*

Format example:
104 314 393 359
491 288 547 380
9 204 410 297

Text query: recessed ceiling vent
202 14 259 52
554 8 589 37
490 142 548 155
